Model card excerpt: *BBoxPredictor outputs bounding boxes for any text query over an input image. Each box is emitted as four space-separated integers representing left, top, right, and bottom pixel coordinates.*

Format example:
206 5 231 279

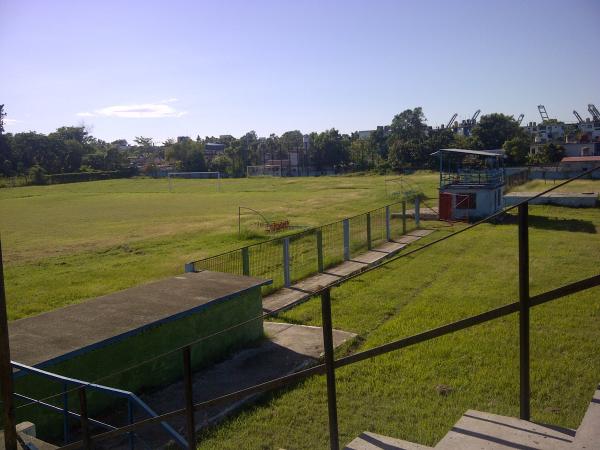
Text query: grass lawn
0 172 439 319
194 203 600 449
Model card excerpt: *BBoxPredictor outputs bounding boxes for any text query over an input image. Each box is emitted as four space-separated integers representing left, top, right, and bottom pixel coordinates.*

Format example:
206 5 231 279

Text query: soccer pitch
0 173 439 319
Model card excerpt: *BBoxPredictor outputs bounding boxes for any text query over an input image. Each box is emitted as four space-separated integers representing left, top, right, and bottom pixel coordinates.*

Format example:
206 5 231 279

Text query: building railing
441 168 504 187
186 198 423 293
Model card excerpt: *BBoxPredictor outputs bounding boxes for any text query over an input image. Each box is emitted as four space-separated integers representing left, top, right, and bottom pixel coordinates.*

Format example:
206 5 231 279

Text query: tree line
0 103 564 182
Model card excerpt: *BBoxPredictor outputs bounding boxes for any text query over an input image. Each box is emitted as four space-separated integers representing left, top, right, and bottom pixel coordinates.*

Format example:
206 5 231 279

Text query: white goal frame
168 171 221 192
246 165 282 178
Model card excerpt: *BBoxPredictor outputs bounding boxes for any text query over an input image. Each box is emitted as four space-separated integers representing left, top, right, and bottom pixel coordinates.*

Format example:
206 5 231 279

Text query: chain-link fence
189 199 421 294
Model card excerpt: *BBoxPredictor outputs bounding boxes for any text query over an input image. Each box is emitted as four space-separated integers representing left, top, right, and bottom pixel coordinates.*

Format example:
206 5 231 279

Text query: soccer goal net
246 165 282 178
168 172 221 192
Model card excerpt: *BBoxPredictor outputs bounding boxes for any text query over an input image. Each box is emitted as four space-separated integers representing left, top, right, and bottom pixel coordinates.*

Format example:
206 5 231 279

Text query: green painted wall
12 286 263 441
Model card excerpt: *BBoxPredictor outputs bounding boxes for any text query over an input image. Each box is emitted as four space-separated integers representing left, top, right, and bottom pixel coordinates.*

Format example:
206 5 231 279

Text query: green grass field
195 204 600 449
1 173 599 450
0 173 439 319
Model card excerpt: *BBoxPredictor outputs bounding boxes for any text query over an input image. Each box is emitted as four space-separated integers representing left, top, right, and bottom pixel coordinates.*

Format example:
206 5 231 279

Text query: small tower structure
437 148 505 221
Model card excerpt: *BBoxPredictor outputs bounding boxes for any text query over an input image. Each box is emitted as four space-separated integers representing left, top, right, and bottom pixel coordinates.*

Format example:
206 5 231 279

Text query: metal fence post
182 347 195 450
385 206 391 241
283 238 291 287
415 197 420 227
127 399 135 450
402 201 407 234
0 238 17 450
366 213 372 250
320 288 339 450
518 202 530 421
242 247 250 276
343 219 350 261
316 230 324 273
78 387 92 450
63 382 70 445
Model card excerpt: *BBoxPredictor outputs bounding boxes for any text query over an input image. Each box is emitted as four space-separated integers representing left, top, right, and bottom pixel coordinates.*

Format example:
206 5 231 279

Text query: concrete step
435 410 575 449
345 431 433 450
573 384 600 449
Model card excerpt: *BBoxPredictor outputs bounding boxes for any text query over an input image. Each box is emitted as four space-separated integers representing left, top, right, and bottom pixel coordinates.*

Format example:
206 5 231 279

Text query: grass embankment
195 204 600 449
0 173 439 319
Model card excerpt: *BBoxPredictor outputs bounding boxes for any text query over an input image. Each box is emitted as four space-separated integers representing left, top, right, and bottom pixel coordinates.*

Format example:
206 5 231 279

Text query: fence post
127 398 135 450
0 238 17 450
283 238 291 287
320 288 339 450
78 387 92 450
402 201 407 234
385 206 391 241
63 382 70 445
415 197 420 227
242 247 250 276
343 219 350 261
518 202 530 421
366 213 372 250
182 346 196 450
316 230 324 273
184 262 195 273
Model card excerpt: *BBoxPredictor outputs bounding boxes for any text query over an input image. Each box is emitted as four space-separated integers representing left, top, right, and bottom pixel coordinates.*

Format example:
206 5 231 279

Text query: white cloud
77 98 187 119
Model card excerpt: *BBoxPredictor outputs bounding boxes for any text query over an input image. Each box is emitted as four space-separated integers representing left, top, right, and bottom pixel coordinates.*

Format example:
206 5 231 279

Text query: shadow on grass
498 214 597 234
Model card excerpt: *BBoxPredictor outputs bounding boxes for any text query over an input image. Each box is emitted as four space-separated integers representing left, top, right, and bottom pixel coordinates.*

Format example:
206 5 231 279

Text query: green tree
165 139 206 172
503 135 531 165
529 143 565 164
209 154 233 175
471 113 521 149
29 164 47 184
389 107 427 142
0 104 6 134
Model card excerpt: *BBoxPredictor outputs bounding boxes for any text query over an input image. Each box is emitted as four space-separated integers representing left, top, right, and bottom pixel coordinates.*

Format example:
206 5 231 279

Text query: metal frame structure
246 164 282 178
1 166 599 450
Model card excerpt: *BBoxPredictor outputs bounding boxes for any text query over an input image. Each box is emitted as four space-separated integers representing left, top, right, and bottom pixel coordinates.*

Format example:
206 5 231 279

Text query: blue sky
1 0 599 143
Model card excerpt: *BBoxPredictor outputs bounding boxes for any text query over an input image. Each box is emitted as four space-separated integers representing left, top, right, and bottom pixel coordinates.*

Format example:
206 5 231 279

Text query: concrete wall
530 169 600 180
13 287 264 440
504 193 598 207
443 186 503 220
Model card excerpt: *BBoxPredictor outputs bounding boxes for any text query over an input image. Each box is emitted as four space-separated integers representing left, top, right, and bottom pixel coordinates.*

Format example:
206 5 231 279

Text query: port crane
537 105 550 122
516 114 524 125
471 109 481 123
588 104 600 122
573 110 584 124
446 113 457 128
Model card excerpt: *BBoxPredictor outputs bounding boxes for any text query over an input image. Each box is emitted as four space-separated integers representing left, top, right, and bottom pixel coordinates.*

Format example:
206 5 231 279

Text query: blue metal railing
11 361 188 449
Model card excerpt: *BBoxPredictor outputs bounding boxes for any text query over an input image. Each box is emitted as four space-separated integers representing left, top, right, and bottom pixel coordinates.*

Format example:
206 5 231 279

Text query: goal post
167 171 221 192
246 165 282 178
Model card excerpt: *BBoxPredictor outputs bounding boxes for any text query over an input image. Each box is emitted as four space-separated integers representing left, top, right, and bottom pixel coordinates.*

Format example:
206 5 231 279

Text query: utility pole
0 237 17 450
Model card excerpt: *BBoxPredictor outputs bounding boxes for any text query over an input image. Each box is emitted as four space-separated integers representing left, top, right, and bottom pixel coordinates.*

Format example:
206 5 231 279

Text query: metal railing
41 166 600 450
441 168 504 187
186 199 421 292
10 362 187 449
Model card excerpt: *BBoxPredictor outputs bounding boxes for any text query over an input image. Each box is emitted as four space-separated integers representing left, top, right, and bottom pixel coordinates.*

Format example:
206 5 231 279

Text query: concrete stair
572 384 600 449
435 410 575 449
345 431 433 450
345 384 600 450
